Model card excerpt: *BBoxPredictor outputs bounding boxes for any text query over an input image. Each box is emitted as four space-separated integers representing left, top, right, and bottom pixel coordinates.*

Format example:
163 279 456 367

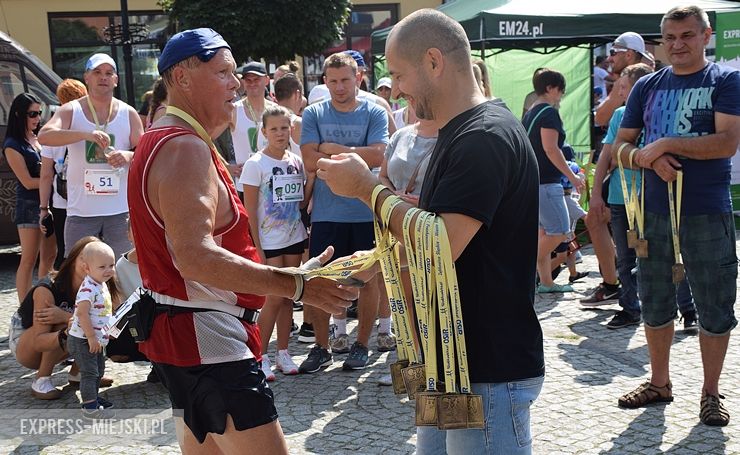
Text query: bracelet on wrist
39 206 49 210
291 274 305 302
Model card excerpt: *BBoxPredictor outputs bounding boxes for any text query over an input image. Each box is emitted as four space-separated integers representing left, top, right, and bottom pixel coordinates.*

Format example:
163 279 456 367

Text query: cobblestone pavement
0 242 737 454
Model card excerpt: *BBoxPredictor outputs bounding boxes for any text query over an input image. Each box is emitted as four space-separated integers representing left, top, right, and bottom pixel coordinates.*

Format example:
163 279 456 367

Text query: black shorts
152 359 277 443
309 221 375 261
263 239 308 259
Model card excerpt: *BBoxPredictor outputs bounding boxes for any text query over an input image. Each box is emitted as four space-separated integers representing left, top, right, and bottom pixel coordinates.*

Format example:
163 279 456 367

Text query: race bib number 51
84 169 120 196
272 174 304 203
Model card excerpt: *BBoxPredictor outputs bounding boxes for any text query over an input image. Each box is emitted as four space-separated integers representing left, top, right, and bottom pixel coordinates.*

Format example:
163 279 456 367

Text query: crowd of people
2 3 738 454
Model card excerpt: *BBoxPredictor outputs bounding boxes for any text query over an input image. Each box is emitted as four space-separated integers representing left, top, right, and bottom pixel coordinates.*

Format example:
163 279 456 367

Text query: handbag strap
403 131 435 195
525 104 553 136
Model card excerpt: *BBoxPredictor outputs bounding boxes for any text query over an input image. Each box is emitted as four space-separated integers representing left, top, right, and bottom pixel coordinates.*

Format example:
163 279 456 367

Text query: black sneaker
607 310 642 329
297 323 315 343
580 282 620 307
568 271 589 283
298 345 332 374
342 342 370 370
97 397 114 409
346 300 358 319
680 310 699 334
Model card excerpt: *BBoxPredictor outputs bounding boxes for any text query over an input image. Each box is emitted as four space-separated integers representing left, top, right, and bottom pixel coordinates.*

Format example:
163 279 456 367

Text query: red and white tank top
128 125 265 367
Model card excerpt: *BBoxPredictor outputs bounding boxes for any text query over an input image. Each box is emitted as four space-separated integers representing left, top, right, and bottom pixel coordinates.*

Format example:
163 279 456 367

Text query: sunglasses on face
609 48 628 56
26 110 43 118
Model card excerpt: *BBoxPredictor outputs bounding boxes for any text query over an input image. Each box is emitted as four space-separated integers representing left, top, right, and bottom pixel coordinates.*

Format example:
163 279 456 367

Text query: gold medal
672 263 685 284
436 394 469 430
401 363 427 400
389 360 409 395
626 230 638 248
415 391 441 426
466 394 485 429
635 239 649 258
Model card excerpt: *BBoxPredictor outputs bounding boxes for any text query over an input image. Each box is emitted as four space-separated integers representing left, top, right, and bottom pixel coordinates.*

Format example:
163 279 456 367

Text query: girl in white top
239 106 312 380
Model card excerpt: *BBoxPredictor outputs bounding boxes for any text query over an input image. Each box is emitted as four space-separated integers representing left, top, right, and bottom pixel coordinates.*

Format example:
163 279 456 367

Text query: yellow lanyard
371 186 419 363
667 170 684 265
86 96 114 132
616 143 635 231
628 148 646 239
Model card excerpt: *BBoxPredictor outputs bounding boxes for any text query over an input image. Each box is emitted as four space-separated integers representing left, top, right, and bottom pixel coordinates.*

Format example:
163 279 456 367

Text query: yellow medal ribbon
628 148 646 239
616 143 636 232
667 170 684 266
86 96 114 133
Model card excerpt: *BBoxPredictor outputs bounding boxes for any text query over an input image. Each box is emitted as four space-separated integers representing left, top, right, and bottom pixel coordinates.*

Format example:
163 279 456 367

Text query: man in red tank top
127 28 356 453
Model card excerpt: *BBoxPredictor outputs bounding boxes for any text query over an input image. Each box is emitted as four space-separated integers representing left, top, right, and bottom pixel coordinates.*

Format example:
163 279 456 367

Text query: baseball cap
343 50 366 68
308 84 330 105
158 28 230 75
241 61 267 77
85 53 117 72
613 32 646 55
376 77 392 90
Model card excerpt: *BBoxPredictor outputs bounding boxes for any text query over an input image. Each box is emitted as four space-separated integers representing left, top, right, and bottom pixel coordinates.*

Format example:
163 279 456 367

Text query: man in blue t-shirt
300 52 389 373
614 6 740 427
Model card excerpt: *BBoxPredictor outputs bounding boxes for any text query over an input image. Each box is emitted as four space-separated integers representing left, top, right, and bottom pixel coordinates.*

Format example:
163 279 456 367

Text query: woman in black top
522 70 584 293
2 93 57 302
10 236 117 399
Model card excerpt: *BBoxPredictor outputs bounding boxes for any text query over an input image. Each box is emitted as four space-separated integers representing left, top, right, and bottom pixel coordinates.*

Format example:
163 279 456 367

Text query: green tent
371 0 740 156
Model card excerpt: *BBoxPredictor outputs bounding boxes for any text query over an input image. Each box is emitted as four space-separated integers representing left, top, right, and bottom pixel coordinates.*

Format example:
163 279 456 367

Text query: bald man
316 9 544 454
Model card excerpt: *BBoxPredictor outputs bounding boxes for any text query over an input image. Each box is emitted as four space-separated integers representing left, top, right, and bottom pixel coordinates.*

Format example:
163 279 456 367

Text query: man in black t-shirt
317 9 544 454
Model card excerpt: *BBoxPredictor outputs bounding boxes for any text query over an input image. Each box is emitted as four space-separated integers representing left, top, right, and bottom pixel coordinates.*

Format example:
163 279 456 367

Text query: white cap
613 32 646 56
85 53 117 72
308 84 330 104
376 77 392 90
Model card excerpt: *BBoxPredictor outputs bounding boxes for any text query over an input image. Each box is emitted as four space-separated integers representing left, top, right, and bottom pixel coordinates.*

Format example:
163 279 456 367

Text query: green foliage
157 0 351 63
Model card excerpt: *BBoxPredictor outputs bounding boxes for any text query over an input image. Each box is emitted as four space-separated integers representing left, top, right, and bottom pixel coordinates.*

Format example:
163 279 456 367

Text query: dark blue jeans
610 205 695 316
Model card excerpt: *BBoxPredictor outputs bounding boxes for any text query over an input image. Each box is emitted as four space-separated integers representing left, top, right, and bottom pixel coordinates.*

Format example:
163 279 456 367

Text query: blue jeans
610 205 640 314
417 376 544 455
611 205 696 316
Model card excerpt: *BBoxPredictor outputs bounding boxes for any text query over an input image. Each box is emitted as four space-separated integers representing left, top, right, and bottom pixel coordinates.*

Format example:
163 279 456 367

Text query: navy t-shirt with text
621 62 740 215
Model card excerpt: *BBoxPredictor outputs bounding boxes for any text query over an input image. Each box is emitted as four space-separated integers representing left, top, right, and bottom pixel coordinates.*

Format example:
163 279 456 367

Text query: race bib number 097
272 174 304 203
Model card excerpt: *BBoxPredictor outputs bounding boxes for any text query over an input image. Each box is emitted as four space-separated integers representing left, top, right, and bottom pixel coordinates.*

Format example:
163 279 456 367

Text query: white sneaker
276 350 299 375
260 355 275 382
31 376 61 400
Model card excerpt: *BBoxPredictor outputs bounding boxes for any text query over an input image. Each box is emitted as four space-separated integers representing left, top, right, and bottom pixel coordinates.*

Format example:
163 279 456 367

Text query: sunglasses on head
27 110 43 118
609 48 629 56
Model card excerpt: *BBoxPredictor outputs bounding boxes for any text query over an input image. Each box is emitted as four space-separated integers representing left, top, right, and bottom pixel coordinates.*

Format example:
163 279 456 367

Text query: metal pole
120 0 136 106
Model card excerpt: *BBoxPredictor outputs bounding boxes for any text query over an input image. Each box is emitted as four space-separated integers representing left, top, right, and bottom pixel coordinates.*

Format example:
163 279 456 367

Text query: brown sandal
618 381 673 408
700 393 730 427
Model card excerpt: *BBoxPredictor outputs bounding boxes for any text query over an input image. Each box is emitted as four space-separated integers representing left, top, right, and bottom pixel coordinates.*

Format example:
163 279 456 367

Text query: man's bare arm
319 142 385 168
38 103 97 147
644 112 740 162
301 143 323 173
149 135 355 312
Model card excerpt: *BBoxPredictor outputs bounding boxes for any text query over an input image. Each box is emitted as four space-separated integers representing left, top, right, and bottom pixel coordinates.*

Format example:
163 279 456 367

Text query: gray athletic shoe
298 345 333 374
342 342 369 370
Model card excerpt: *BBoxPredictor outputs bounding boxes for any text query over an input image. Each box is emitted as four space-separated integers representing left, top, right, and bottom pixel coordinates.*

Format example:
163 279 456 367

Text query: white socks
378 317 392 334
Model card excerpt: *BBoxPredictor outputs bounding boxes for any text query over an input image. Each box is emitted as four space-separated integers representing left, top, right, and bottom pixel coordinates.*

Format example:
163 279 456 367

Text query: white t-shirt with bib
67 99 131 217
238 151 307 251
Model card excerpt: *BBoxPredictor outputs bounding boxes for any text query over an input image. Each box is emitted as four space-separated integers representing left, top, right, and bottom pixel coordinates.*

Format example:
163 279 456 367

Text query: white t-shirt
231 100 269 190
393 107 407 130
66 99 132 217
40 145 67 209
594 66 609 103
115 252 141 298
69 275 113 345
238 151 308 250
